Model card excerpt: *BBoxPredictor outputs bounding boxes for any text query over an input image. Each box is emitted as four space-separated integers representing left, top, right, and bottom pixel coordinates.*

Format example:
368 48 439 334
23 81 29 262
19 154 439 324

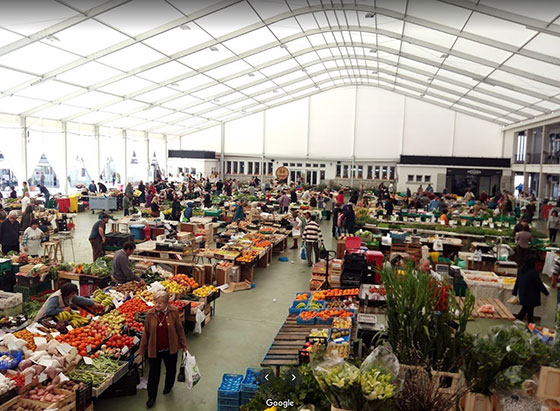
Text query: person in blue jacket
233 201 246 223
183 202 194 221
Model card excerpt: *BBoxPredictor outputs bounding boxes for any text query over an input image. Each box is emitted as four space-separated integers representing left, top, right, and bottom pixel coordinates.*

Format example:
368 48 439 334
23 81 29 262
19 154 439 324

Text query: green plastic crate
0 259 12 273
13 281 51 299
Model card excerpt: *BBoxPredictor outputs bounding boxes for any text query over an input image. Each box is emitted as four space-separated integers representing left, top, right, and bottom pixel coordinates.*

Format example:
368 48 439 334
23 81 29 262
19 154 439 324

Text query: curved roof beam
13 5 560 115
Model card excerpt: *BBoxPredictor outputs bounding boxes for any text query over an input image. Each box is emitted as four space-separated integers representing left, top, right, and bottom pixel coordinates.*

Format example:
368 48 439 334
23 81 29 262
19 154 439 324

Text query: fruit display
296 293 309 301
136 289 154 302
161 279 186 295
114 281 146 294
67 369 110 387
97 310 125 336
253 240 272 248
326 300 356 310
117 298 149 332
317 309 354 320
294 302 307 309
236 250 258 263
13 330 38 350
193 285 217 298
56 321 108 356
5 399 45 411
24 384 71 403
332 318 352 329
7 372 25 388
93 289 114 308
311 291 327 301
326 341 350 358
169 300 189 311
170 274 198 289
325 288 360 298
55 311 89 328
298 311 317 321
0 314 27 329
330 328 351 340
307 301 324 310
99 334 135 357
308 329 329 339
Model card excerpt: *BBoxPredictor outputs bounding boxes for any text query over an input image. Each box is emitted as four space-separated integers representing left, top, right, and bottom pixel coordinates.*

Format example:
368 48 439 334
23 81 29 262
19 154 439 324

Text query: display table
455 297 515 320
105 252 197 275
134 240 199 261
89 196 117 211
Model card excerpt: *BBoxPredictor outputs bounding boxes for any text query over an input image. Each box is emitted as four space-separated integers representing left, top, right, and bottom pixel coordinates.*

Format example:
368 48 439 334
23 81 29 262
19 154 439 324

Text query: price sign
83 356 94 365
121 346 129 355
59 373 69 383
133 336 140 345
39 373 48 383
34 337 47 346
25 374 33 386
86 345 91 353
67 325 74 332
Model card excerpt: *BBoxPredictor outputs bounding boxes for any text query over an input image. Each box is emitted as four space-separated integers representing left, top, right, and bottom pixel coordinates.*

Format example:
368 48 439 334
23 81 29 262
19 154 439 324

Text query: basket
306 300 326 311
316 316 333 325
0 350 22 371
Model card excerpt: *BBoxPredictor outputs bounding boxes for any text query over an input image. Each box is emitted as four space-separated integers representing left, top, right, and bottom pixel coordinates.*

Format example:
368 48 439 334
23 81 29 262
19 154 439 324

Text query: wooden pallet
455 297 515 320
260 316 325 370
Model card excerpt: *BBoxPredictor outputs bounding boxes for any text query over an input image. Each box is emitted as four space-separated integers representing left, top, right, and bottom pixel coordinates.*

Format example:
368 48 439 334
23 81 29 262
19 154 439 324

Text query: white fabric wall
308 88 355 159
453 113 503 157
264 98 308 157
225 112 263 155
354 87 404 160
181 125 221 152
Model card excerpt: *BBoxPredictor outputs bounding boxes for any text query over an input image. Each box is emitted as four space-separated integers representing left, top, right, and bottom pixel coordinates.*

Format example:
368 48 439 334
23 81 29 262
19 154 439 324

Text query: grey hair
8 210 17 217
154 290 169 302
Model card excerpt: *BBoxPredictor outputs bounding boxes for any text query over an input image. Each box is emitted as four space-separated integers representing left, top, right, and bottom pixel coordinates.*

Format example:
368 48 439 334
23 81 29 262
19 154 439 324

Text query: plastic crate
13 284 43 299
296 315 316 325
217 374 242 399
306 300 326 311
75 381 93 411
289 300 307 315
241 368 263 393
217 397 239 407
295 292 310 301
0 350 22 371
329 328 351 343
0 258 12 273
316 316 333 325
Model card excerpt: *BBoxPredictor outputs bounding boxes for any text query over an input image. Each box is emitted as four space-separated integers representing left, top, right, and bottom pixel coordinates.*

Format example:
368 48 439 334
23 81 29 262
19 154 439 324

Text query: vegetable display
24 385 69 403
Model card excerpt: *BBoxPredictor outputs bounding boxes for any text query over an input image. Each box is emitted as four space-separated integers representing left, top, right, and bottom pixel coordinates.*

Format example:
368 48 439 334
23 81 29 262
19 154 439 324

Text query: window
248 162 253 174
516 133 527 163
367 166 372 179
240 162 245 174
268 162 273 175
289 163 295 167
425 175 431 182
382 166 388 179
389 167 395 179
351 166 356 178
320 164 325 168
320 170 325 181
297 163 302 167
313 163 318 168
358 165 363 179
416 175 422 182
226 161 232 174
336 164 341 177
233 161 238 174
283 163 288 166
375 166 380 179
306 163 311 167
255 162 260 174
343 165 349 178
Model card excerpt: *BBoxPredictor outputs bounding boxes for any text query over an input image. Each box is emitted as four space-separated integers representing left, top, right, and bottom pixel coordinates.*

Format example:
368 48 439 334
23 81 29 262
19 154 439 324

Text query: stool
56 231 75 263
43 240 63 263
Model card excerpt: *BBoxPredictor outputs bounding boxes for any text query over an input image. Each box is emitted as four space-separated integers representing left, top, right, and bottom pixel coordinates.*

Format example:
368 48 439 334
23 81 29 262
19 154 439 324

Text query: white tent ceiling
0 0 559 134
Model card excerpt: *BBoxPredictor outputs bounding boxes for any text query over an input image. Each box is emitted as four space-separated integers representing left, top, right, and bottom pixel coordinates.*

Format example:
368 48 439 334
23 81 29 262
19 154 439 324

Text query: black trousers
148 350 178 400
516 305 535 323
326 211 332 221
550 229 558 243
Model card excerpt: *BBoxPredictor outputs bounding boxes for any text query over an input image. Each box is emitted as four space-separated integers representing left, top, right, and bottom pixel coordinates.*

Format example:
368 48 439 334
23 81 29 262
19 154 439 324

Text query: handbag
178 351 201 389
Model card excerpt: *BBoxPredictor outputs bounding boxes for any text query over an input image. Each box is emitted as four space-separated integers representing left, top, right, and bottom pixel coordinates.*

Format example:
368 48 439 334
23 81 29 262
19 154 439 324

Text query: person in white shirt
22 219 43 257
21 192 31 212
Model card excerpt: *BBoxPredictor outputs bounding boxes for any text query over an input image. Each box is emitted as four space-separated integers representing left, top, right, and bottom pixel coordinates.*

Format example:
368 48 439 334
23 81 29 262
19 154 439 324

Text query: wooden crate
537 366 560 402
91 374 113 398
0 397 56 411
432 370 461 395
460 392 493 411
52 388 76 411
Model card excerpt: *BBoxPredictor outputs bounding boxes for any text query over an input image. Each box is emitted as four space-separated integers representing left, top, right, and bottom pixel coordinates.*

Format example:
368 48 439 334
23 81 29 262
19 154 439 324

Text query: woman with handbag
140 290 188 408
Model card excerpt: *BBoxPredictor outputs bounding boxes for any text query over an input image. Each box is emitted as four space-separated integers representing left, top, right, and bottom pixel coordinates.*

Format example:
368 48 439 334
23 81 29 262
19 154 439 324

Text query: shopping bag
300 245 307 260
177 351 187 382
194 309 205 334
184 351 201 389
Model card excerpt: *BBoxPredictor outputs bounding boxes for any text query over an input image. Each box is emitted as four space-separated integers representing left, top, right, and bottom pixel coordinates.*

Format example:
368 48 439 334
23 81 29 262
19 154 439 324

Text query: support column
262 112 266 183
21 117 28 185
145 132 150 181
123 130 128 184
164 134 168 177
94 126 101 185
62 122 68 195
220 122 225 178
350 86 358 188
538 125 550 203
523 129 530 194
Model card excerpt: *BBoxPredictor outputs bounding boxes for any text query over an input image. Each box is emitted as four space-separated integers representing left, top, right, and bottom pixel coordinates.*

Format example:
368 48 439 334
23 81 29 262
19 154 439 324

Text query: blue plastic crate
296 313 316 325
217 404 239 411
316 316 333 325
0 350 22 372
295 292 310 301
289 300 308 315
241 368 263 393
217 397 240 407
306 300 326 311
218 374 242 399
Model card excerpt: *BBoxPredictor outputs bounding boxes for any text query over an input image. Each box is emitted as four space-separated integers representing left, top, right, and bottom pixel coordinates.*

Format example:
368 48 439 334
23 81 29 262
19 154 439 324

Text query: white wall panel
225 112 263 155
308 87 355 159
181 125 221 152
453 113 503 157
354 87 404 160
264 98 308 157
503 130 514 159
402 98 455 156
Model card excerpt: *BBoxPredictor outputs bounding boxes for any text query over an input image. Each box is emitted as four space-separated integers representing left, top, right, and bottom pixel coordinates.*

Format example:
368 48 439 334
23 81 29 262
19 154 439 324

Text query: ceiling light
180 24 191 30
369 49 377 54
440 53 448 58
365 12 375 18
273 89 279 93
210 46 219 52
213 98 220 102
279 44 288 49
169 82 180 87
248 73 255 77
46 35 60 42
427 77 433 81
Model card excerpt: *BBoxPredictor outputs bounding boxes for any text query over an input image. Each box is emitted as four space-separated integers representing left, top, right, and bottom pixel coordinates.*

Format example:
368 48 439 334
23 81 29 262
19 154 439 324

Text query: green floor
63 212 557 410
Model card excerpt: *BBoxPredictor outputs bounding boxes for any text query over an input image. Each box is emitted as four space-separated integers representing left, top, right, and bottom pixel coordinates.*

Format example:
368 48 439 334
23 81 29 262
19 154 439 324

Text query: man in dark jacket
512 256 549 323
98 182 108 193
0 211 20 254
216 180 223 195
89 181 97 193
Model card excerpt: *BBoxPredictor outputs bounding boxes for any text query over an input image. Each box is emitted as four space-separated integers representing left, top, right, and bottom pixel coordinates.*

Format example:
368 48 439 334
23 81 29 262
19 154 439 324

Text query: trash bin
129 224 145 241
69 195 79 213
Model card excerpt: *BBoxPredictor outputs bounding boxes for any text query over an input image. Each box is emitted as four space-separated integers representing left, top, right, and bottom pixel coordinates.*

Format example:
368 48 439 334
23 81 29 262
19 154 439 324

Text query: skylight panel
0 67 37 91
222 28 278 54
142 26 213 56
295 14 320 31
105 99 149 115
98 76 154 96
196 2 261 39
16 80 82 101
452 38 512 64
55 62 123 87
244 47 291 66
68 110 119 124
33 104 86 120
174 74 215 91
405 0 471 30
0 96 44 114
161 95 203 110
179 47 235 70
205 60 253 80
97 43 165 72
136 106 174 121
249 0 292 20
191 83 232 100
524 33 560 60
64 91 120 109
0 28 23 48
259 59 300 76
137 61 191 83
0 42 78 75
463 12 537 47
53 20 128 56
0 0 75 36
135 87 179 104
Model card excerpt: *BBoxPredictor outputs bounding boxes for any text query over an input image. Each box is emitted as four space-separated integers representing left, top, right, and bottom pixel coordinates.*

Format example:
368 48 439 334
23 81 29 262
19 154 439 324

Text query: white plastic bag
194 309 205 334
182 351 201 389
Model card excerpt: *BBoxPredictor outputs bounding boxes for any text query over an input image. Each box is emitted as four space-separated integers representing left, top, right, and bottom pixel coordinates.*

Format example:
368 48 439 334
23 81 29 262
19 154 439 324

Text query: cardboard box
192 266 205 286
222 280 252 293
177 232 195 242
215 266 231 286
204 264 214 285
180 223 197 233
228 266 240 283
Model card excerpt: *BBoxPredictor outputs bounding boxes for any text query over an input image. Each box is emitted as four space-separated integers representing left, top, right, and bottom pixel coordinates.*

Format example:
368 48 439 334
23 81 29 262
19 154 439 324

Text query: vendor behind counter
34 283 102 321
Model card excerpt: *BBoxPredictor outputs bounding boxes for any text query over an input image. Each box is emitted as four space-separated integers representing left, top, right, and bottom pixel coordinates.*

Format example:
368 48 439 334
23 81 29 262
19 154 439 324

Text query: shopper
171 195 181 221
203 192 211 208
145 190 153 207
302 214 323 266
183 202 194 221
21 205 34 231
290 189 297 204
324 194 333 221
524 200 537 223
513 256 549 323
38 184 50 208
21 181 28 196
344 204 356 235
88 181 97 193
310 195 317 208
332 203 342 238
290 210 302 249
21 191 31 212
279 192 290 213
34 283 102 322
150 201 162 218
515 225 532 266
0 211 20 254
9 186 16 199
123 193 131 217
513 218 529 235
125 182 134 198
349 191 359 205
89 213 109 261
138 180 146 203
336 190 344 204
548 210 560 243
111 242 144 284
140 290 188 409
22 219 43 257
233 201 246 223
